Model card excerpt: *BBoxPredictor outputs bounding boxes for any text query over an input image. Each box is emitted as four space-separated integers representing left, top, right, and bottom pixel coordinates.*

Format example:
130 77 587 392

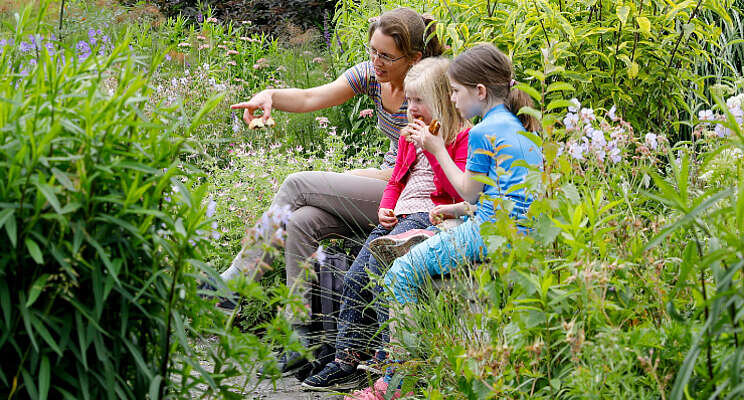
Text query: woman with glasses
220 7 443 377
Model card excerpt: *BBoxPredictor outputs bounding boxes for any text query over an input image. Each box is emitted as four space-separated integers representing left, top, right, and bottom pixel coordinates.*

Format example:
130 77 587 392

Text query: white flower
563 112 579 131
579 107 596 123
607 105 619 121
568 98 581 113
314 245 326 264
594 147 606 162
589 128 606 148
609 147 622 163
645 132 658 150
698 109 714 121
568 141 585 160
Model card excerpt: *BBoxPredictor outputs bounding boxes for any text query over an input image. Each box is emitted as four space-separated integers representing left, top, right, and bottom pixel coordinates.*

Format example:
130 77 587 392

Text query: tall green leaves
0 4 237 399
642 94 744 399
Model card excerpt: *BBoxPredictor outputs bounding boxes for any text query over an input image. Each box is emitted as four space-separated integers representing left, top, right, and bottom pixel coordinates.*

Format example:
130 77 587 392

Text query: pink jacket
379 128 470 210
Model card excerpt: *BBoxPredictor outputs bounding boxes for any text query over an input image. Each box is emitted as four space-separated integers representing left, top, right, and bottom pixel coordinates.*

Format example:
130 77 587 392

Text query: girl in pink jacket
301 57 470 391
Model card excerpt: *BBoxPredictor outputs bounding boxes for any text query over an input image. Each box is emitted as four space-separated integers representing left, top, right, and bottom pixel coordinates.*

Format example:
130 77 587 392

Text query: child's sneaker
301 361 365 391
369 229 435 266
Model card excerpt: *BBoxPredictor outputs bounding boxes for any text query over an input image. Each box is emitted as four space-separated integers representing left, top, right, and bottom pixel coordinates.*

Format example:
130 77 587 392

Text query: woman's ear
411 51 423 64
476 84 488 100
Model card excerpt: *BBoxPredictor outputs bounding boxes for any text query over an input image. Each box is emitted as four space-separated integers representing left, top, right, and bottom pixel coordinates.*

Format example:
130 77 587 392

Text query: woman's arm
231 75 356 125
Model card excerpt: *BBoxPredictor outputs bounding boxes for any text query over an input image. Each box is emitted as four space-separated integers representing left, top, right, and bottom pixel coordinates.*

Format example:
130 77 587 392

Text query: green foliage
336 0 731 141
0 3 300 399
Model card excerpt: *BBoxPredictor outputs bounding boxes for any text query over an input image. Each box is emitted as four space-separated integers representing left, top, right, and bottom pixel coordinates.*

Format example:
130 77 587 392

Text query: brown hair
448 43 539 132
368 7 443 60
404 57 470 145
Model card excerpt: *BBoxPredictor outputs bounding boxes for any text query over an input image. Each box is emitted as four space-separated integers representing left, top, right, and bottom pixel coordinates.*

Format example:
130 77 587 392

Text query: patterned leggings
334 212 431 363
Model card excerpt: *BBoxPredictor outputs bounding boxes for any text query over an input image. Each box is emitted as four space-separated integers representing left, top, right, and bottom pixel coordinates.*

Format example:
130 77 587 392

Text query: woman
219 7 443 376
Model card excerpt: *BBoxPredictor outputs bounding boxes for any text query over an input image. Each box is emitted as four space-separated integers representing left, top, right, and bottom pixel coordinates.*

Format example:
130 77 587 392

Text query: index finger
230 102 254 110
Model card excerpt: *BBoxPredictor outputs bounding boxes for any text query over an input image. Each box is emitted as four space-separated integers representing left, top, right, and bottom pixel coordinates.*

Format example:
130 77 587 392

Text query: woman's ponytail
421 14 443 58
507 82 539 132
368 8 443 60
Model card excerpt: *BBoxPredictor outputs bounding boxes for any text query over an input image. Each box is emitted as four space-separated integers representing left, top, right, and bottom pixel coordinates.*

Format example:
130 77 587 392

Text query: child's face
449 78 482 120
405 89 433 124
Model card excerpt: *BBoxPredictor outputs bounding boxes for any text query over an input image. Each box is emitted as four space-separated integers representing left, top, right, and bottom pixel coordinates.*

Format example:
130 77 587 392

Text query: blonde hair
404 57 469 145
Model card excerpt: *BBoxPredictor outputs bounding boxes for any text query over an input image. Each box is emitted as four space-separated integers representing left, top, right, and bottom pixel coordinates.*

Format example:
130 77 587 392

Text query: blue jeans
335 212 431 362
384 217 487 305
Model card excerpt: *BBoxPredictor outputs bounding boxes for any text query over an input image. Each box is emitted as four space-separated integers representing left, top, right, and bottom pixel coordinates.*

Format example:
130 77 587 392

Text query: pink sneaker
344 377 409 400
369 229 435 266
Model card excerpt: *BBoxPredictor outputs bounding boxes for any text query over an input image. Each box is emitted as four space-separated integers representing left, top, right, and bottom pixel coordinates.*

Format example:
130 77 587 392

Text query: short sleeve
343 61 374 97
465 126 492 173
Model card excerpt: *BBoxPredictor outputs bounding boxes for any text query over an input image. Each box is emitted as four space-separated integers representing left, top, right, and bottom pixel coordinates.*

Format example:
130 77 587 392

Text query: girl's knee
384 258 418 304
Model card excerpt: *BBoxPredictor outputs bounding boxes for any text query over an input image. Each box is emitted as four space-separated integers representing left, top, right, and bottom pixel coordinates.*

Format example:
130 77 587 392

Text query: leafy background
1 0 743 398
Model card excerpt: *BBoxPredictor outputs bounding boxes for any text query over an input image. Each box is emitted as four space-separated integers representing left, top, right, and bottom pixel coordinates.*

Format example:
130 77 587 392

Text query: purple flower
197 12 203 23
322 10 332 49
44 42 55 55
76 40 91 53
19 41 34 53
206 198 217 217
714 123 728 138
165 53 172 61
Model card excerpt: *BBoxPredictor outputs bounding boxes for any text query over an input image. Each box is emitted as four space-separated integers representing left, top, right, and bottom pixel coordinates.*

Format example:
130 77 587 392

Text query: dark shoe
301 361 365 391
198 277 239 313
258 350 310 378
369 229 436 266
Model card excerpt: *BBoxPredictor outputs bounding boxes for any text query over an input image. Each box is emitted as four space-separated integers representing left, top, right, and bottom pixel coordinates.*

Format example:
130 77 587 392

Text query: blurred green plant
0 3 299 399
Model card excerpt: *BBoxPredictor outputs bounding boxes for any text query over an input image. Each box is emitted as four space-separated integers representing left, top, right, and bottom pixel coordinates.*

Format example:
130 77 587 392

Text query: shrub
335 0 729 141
0 4 299 398
154 0 337 36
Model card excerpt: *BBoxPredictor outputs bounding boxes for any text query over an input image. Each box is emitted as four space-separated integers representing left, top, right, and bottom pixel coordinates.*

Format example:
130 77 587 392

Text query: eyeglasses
364 44 406 65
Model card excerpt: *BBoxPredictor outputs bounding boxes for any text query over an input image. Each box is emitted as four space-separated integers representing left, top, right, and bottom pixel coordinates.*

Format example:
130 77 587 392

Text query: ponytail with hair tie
420 14 442 58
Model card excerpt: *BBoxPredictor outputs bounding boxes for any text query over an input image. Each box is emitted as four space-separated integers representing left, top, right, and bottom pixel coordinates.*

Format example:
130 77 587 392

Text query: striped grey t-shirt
343 61 408 169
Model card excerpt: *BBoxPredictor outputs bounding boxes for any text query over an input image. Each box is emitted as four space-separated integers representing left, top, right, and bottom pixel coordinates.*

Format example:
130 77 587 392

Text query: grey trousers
226 171 386 318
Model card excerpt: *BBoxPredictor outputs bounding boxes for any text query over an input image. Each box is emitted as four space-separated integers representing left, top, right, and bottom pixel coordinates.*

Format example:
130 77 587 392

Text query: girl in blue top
387 43 542 320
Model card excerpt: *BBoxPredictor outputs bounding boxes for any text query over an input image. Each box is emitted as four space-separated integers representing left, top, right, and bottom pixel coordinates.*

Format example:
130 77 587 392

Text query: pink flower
205 17 218 23
315 116 330 128
359 108 374 118
196 35 207 41
312 57 324 63
227 60 237 66
177 42 191 47
198 44 210 50
226 49 239 55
